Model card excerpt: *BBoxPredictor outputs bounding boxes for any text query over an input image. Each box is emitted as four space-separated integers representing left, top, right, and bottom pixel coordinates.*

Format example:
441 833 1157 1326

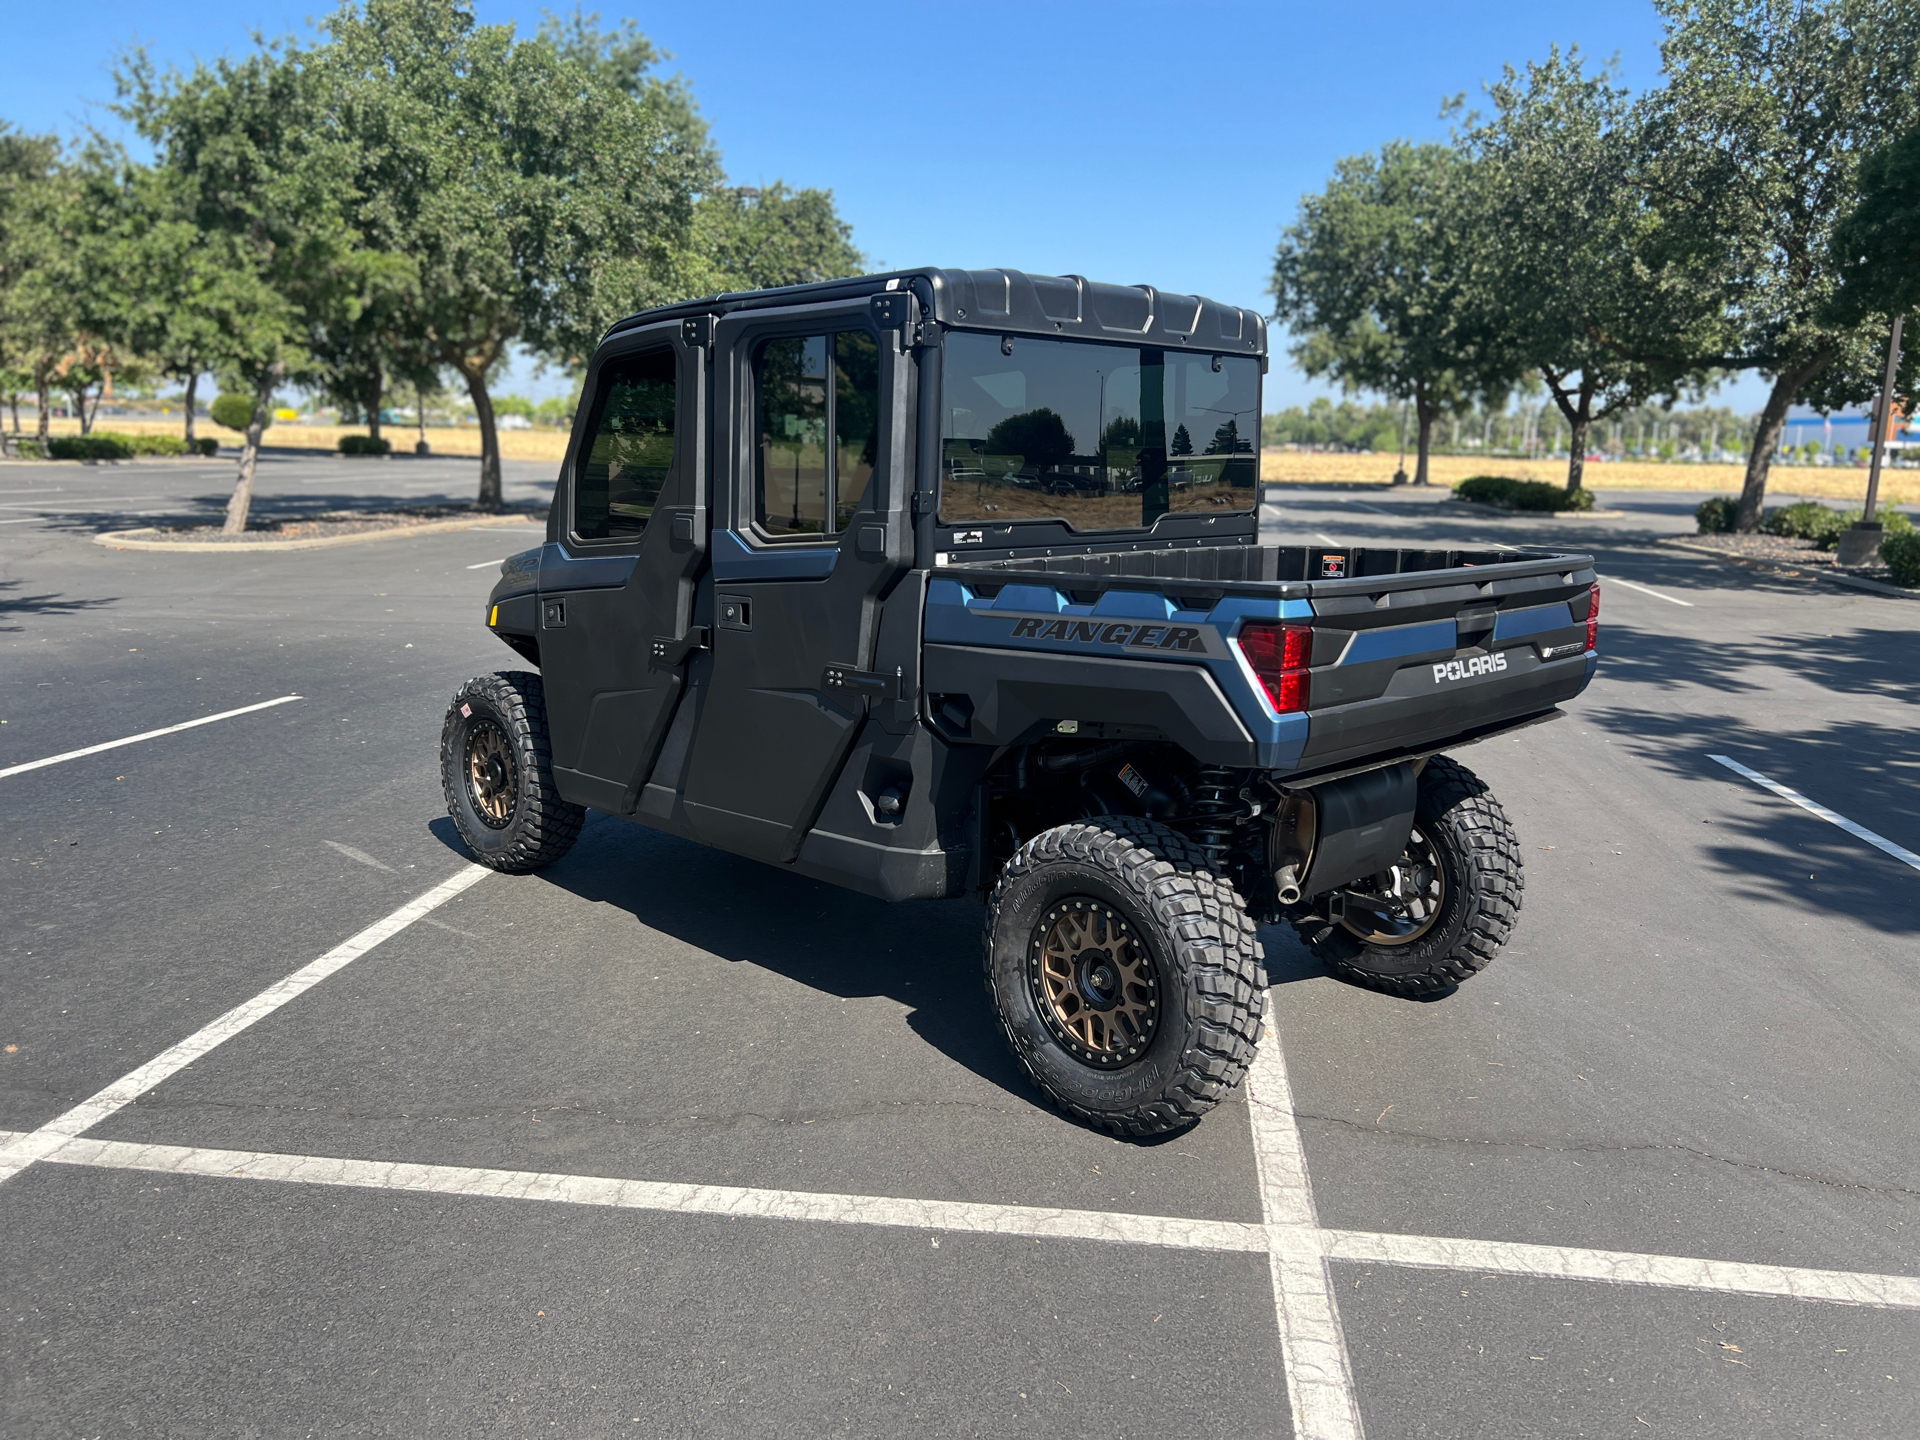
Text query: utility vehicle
442 268 1598 1136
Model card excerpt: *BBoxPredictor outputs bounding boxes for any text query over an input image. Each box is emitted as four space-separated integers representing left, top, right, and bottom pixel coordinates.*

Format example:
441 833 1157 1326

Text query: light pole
1837 314 1905 567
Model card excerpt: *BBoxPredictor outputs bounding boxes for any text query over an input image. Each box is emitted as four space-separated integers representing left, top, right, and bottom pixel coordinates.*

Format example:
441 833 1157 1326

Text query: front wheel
440 671 584 873
984 817 1266 1137
1299 755 1522 996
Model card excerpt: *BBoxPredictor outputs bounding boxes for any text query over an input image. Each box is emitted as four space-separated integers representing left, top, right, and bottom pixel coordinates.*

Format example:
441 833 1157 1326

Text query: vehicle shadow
426 811 1354 1123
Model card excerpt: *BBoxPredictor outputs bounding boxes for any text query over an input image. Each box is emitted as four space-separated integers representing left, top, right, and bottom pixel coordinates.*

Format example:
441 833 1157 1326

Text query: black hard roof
603 267 1267 357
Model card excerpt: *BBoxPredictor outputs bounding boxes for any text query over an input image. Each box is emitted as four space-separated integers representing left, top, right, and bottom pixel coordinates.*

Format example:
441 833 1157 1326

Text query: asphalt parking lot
3 456 1917 1437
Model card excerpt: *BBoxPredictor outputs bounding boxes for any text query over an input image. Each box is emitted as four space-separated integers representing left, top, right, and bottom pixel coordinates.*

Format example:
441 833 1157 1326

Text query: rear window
939 331 1258 530
575 347 676 541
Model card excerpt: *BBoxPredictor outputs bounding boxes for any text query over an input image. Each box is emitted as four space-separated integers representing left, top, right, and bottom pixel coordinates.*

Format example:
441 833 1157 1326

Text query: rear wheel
984 817 1266 1137
440 671 584 873
1299 755 1521 996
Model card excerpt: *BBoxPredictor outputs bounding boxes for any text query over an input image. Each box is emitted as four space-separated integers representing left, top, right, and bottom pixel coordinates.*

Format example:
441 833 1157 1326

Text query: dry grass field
33 416 572 464
1260 448 1920 507
22 416 1918 508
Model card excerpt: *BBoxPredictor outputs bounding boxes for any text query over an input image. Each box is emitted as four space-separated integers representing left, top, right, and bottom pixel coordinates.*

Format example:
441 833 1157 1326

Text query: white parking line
0 864 488 1185
0 695 304 780
466 558 505 570
324 840 396 873
1710 755 1920 872
35 1137 1270 1253
1603 575 1694 607
32 1132 1920 1313
1246 1014 1365 1440
1314 533 1342 548
1324 1229 1920 1309
0 516 42 525
1346 500 1395 516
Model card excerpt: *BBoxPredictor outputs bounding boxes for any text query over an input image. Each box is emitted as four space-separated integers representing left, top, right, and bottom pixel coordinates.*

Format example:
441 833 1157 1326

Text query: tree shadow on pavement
1577 697 1920 938
0 578 118 631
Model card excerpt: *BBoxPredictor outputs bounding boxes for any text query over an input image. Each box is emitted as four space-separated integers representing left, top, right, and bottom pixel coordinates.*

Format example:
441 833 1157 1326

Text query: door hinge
823 663 902 700
650 626 709 669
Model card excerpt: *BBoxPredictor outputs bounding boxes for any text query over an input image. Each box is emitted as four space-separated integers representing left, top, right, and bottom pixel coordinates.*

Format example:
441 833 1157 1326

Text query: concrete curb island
93 514 542 554
1662 537 1916 600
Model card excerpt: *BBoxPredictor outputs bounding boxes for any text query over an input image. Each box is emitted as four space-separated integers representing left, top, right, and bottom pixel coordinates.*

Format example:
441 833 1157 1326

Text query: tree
692 183 865 293
120 41 362 531
0 128 81 445
1271 141 1508 486
1647 0 1920 530
321 0 715 509
986 408 1074 469
1470 49 1731 490
1832 119 1920 327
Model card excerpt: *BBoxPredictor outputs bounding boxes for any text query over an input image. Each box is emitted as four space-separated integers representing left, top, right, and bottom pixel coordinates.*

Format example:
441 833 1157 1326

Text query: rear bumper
1286 651 1594 776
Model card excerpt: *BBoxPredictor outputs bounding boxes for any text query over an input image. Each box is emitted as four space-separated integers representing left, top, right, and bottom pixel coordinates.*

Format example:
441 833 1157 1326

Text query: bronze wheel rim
1339 825 1446 946
464 719 518 829
1028 900 1158 1067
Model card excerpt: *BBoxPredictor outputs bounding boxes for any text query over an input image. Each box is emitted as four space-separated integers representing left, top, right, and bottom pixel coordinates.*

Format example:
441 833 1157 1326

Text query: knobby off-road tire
1300 755 1522 997
440 671 584 873
984 816 1267 1137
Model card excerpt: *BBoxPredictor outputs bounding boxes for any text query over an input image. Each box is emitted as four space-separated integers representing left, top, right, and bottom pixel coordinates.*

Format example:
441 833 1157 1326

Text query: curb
1661 538 1917 600
1444 500 1629 520
92 515 542 553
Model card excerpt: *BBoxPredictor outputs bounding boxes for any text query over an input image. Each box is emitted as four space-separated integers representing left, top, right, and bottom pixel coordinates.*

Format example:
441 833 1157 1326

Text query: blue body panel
924 578 1313 770
536 542 638 592
711 528 839 582
1492 601 1576 642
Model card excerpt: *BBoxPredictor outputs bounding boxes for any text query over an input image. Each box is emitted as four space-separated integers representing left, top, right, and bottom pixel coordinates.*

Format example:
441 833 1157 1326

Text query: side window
753 329 881 541
575 347 676 541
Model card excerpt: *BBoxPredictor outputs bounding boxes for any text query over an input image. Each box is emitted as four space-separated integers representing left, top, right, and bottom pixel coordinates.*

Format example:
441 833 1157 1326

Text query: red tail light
1586 582 1600 653
1235 621 1312 713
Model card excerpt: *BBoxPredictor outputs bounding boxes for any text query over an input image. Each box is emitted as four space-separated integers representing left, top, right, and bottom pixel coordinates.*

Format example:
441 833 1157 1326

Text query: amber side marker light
489 605 499 627
1234 621 1312 713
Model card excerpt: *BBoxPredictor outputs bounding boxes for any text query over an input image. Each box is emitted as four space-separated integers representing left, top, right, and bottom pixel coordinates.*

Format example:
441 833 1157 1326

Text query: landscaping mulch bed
136 505 542 544
1663 532 1899 583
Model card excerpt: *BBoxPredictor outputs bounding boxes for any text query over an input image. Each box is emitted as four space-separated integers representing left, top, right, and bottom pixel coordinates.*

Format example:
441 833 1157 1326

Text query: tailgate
1291 554 1596 773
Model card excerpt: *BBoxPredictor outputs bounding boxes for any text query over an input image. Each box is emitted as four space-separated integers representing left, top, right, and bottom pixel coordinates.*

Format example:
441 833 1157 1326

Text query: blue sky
3 0 1776 413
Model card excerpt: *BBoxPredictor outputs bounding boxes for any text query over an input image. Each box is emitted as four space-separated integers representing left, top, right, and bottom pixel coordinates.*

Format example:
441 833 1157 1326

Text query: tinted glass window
939 332 1259 530
757 335 829 537
575 347 676 541
754 330 882 540
834 331 881 529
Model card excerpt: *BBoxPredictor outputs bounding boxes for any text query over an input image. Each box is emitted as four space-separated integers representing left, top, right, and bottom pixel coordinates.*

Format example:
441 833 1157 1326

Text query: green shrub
194 436 219 456
1454 475 1595 512
1882 529 1920 586
209 393 263 432
47 434 134 460
126 433 188 457
338 433 393 456
1695 496 1738 533
1767 501 1916 550
13 438 45 459
1761 500 1846 545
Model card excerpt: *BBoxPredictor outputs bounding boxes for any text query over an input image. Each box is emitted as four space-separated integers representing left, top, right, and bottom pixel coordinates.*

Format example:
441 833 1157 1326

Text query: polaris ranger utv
443 268 1598 1136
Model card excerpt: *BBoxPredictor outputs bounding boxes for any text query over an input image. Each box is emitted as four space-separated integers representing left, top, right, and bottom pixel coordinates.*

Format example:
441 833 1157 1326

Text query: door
539 321 710 815
679 295 915 863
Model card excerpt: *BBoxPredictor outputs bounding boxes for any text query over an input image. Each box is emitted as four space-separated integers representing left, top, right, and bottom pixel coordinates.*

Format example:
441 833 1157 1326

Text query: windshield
939 331 1259 530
